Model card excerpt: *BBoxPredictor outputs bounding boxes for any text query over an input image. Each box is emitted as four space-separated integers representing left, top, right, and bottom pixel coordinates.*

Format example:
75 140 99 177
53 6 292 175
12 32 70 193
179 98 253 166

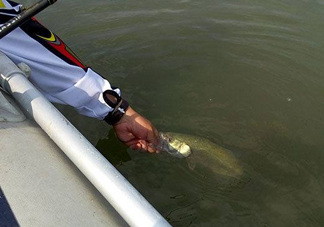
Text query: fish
158 132 243 178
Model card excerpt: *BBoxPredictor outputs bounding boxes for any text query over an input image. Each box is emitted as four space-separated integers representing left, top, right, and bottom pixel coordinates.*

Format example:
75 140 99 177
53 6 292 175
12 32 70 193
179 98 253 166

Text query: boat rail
0 51 171 227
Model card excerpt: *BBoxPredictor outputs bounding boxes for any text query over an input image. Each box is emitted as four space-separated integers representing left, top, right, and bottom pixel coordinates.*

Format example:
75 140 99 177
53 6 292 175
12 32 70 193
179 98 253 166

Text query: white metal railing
0 51 171 227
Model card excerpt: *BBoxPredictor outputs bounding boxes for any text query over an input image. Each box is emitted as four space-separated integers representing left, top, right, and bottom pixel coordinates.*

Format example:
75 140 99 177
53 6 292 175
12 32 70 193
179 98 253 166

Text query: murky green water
35 0 324 226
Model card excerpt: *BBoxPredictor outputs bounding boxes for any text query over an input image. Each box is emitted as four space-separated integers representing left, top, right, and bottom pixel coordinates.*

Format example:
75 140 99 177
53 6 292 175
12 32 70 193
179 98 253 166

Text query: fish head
159 132 191 158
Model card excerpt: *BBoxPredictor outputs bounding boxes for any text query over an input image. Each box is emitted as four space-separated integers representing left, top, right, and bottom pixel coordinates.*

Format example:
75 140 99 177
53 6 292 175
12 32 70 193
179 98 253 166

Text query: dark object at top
0 0 57 39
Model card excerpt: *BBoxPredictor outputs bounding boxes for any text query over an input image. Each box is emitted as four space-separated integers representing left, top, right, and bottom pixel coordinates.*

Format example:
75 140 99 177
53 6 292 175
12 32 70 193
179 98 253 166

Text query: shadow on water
0 186 20 227
103 136 253 227
95 129 131 167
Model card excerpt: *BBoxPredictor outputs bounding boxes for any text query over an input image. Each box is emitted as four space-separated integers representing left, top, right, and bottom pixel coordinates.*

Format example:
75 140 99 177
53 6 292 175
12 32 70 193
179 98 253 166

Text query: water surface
35 0 324 226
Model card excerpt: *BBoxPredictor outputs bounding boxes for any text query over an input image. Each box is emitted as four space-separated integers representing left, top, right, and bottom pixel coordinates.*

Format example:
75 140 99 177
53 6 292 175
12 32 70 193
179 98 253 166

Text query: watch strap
103 90 129 125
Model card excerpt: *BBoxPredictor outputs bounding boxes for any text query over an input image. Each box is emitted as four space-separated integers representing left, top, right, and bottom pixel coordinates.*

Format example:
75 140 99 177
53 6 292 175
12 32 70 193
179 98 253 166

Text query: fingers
146 125 160 145
113 107 160 154
128 140 157 153
130 143 141 150
146 143 157 153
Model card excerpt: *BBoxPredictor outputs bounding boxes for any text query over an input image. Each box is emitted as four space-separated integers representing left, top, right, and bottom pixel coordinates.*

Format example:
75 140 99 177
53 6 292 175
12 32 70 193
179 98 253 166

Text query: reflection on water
40 0 324 226
96 129 130 167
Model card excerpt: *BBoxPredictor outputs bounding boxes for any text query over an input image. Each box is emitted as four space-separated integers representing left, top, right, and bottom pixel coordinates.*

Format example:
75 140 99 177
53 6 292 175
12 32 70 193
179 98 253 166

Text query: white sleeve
0 12 118 119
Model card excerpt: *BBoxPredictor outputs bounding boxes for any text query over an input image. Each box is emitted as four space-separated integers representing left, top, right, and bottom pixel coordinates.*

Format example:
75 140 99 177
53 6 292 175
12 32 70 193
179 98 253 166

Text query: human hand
113 106 160 153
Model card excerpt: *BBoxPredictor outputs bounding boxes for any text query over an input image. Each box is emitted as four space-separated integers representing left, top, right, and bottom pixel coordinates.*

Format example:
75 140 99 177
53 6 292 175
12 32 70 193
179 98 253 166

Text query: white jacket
0 0 119 119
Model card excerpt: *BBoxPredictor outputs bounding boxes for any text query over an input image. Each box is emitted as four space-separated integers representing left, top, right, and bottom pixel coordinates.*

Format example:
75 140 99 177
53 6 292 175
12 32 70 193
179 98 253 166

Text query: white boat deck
0 91 128 227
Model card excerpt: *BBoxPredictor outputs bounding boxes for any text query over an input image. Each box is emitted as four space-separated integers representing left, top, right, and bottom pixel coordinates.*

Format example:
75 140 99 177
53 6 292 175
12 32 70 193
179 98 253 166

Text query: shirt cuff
43 68 120 119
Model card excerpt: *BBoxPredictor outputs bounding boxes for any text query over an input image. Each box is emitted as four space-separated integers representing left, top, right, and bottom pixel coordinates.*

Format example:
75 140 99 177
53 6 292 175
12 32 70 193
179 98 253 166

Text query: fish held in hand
158 132 243 178
158 132 192 158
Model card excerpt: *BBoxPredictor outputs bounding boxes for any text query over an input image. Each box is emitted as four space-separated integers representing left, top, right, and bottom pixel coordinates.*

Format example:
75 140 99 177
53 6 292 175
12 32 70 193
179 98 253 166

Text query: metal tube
0 0 57 39
0 52 171 227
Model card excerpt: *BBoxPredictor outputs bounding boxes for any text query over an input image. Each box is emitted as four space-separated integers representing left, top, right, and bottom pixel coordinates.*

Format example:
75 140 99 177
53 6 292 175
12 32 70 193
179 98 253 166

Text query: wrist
114 107 139 125
103 90 129 125
124 106 137 116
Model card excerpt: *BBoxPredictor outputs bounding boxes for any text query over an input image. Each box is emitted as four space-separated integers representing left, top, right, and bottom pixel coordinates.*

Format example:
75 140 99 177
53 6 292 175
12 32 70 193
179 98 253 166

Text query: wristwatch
103 90 129 125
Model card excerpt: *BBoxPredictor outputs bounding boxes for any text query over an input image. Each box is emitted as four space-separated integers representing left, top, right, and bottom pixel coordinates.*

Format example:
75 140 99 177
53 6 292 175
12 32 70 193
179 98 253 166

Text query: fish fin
187 159 196 170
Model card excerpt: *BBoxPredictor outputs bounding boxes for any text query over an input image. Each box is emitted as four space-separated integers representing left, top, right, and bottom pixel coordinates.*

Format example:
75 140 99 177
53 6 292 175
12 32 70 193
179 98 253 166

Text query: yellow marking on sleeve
36 32 56 42
0 1 6 8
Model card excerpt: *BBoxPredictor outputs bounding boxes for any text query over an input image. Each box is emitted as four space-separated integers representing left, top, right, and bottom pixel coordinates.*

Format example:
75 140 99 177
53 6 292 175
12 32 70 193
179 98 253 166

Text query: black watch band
103 90 129 125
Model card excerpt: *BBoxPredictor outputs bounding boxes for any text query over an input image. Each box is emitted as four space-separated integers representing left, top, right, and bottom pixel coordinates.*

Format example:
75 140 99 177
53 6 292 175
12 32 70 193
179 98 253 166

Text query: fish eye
167 137 173 142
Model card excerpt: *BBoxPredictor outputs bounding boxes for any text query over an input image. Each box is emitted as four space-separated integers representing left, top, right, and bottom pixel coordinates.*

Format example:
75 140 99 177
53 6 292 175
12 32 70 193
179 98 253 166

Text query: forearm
0 3 118 119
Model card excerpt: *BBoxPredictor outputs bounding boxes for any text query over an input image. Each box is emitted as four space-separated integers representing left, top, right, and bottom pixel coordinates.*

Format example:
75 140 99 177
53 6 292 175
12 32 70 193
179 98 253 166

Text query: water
33 0 324 226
